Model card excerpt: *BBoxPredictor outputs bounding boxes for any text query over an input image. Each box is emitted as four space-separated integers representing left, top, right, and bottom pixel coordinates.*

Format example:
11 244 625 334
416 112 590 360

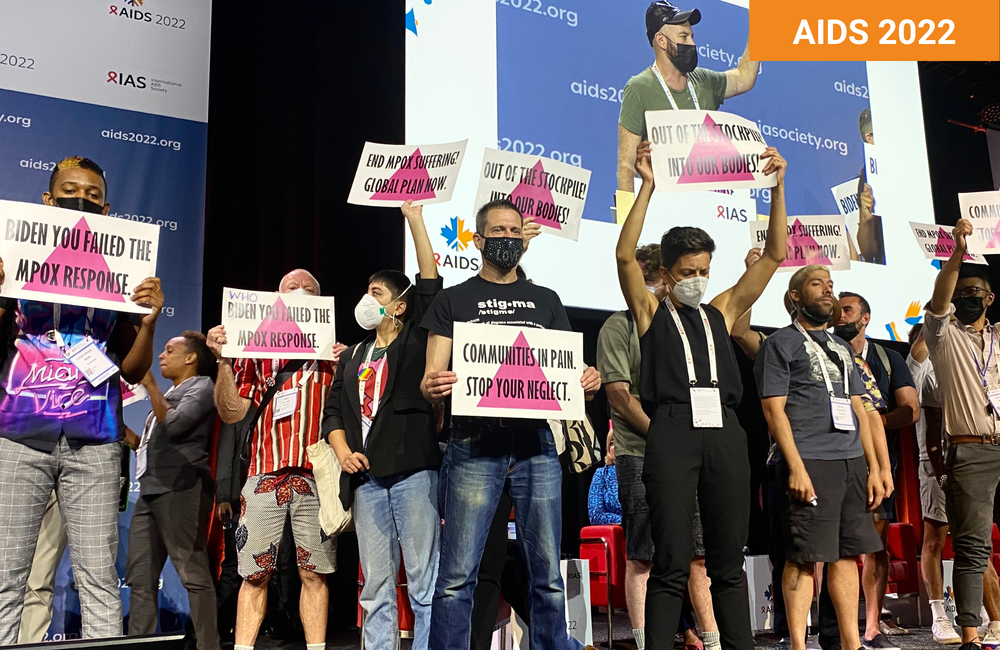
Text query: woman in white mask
321 200 442 650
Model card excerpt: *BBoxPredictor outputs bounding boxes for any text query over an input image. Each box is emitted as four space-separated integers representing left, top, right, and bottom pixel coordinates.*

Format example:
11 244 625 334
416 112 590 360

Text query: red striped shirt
233 358 336 477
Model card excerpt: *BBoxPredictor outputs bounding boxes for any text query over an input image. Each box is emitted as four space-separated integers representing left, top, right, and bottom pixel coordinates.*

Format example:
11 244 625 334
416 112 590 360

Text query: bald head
279 269 321 295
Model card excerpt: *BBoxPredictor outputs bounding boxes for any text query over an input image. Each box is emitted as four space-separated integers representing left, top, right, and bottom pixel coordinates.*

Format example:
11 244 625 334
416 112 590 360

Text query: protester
208 270 343 650
925 220 1000 649
322 201 442 650
589 431 622 526
853 109 885 265
756 265 884 650
126 332 220 650
617 0 759 190
0 156 163 643
421 197 601 650
614 139 787 650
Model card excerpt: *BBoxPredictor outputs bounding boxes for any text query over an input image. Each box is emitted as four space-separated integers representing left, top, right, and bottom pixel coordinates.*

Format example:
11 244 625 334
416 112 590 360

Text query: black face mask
833 321 861 342
482 237 524 271
54 196 104 214
953 295 987 324
799 303 832 326
667 38 698 74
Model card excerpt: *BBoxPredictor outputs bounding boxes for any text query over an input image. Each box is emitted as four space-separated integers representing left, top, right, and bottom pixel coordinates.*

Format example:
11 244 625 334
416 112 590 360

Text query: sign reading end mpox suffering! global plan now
221 288 336 360
646 110 777 193
750 215 851 271
0 200 160 313
347 140 468 207
451 322 585 420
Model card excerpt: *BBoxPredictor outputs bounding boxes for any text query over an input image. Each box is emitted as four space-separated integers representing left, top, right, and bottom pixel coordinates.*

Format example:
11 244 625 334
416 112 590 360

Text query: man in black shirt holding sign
420 199 601 650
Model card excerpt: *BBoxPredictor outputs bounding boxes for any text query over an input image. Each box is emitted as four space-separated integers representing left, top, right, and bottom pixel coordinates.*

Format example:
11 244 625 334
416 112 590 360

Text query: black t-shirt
420 275 572 337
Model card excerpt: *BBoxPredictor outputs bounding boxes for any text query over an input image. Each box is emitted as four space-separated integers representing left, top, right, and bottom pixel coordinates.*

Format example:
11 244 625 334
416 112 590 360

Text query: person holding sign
853 109 885 265
321 200 442 650
614 141 786 650
617 0 760 191
755 266 885 650
420 198 602 650
0 156 165 643
924 219 1000 648
208 269 343 650
125 331 220 650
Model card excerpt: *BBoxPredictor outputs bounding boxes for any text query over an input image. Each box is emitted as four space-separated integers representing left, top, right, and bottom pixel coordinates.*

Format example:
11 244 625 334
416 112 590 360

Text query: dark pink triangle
937 227 976 261
243 297 315 354
677 114 756 185
477 331 562 411
783 218 832 267
987 221 1000 251
21 216 125 303
369 148 436 201
509 160 562 231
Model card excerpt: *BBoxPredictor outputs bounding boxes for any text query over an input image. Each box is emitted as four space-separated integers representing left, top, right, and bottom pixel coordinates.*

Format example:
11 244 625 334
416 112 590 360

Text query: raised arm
711 148 787 330
724 38 760 99
615 141 660 337
119 277 165 383
402 200 438 280
929 218 971 314
421 331 456 404
207 325 251 424
617 125 642 192
731 249 764 359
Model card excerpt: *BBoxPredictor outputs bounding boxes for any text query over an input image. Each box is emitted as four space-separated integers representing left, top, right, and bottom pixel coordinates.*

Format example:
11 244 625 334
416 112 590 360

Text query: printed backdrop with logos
0 0 212 641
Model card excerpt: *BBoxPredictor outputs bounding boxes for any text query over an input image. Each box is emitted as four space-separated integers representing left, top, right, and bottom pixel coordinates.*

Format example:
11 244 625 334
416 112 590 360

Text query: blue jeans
355 469 440 650
429 425 581 650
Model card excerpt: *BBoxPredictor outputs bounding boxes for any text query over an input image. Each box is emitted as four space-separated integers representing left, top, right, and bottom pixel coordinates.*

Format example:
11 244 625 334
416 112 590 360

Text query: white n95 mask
669 275 709 308
354 294 387 330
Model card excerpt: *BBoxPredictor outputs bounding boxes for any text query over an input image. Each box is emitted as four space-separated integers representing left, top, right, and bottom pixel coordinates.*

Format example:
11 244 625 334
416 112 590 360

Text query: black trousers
643 406 753 650
767 463 790 639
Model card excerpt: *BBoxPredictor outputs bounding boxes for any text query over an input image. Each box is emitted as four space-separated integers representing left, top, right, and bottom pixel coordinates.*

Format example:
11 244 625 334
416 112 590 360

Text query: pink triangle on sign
986 221 1000 251
782 218 832 268
369 148 436 201
677 114 756 185
243 297 315 354
477 331 562 411
936 227 975 261
21 216 125 303
509 160 562 231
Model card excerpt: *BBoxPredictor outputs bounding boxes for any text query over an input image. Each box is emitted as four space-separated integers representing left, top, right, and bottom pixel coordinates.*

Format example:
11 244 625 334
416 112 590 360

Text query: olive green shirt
619 66 729 138
596 311 645 457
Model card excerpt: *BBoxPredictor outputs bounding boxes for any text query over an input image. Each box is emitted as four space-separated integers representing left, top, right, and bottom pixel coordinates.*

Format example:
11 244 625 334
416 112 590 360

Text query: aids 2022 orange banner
750 0 999 61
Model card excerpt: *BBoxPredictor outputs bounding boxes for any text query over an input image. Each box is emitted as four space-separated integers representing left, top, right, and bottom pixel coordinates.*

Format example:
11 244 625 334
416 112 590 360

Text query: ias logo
107 71 147 89
440 216 473 251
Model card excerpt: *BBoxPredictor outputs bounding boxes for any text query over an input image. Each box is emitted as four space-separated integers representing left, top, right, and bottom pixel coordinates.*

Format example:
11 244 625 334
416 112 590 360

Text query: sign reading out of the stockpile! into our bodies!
221 288 336 360
645 110 777 192
961 190 1000 256
0 200 160 313
908 222 987 265
474 149 592 241
451 322 585 420
347 140 468 207
750 215 851 271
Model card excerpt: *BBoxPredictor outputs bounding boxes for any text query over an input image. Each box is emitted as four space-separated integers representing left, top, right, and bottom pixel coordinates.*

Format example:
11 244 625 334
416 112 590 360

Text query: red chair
580 525 627 646
357 557 415 648
886 522 920 595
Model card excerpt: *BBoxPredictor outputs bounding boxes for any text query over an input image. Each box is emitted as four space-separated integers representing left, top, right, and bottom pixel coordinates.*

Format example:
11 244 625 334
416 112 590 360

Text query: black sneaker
958 643 983 650
862 634 900 650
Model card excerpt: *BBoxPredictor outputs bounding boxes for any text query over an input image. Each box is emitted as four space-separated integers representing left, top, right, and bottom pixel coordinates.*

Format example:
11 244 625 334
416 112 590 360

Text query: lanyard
794 320 849 397
358 343 387 428
651 64 700 111
861 339 869 362
958 322 996 391
48 305 95 355
664 299 717 387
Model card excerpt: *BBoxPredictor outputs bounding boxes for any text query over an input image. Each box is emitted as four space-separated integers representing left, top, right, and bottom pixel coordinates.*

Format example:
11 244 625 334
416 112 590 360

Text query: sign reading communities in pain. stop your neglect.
0 200 160 313
451 322 585 420
221 287 336 360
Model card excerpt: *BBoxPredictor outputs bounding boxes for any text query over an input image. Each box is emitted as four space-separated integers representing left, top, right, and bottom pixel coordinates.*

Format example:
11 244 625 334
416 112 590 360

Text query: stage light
983 104 1000 130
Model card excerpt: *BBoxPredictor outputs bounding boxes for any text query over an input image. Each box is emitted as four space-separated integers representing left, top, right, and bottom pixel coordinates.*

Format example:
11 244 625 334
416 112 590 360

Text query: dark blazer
139 375 217 498
322 274 443 509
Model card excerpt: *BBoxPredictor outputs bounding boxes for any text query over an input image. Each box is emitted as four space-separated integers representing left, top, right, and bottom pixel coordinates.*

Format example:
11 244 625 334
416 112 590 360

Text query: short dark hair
368 270 413 322
907 323 922 346
958 263 992 290
180 331 217 381
635 244 662 283
858 108 873 140
49 156 108 196
660 227 715 270
838 291 871 316
475 198 522 236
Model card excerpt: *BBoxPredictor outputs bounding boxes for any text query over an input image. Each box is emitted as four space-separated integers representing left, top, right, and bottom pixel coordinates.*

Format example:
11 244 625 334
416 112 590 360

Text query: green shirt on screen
619 66 729 138
596 310 646 457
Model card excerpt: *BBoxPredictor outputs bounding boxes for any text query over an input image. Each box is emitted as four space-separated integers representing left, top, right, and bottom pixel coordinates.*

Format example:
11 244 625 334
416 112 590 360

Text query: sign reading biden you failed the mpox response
451 322 585 420
347 140 467 207
646 110 777 193
0 200 160 313
221 288 336 360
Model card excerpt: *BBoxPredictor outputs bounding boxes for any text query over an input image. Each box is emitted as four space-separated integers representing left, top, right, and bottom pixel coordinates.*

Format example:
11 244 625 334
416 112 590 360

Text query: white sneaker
931 617 962 645
806 636 822 650
984 626 1000 648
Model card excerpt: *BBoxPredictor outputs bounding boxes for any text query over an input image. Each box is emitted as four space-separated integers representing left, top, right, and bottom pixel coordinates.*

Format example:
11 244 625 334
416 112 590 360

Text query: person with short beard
755 264 884 650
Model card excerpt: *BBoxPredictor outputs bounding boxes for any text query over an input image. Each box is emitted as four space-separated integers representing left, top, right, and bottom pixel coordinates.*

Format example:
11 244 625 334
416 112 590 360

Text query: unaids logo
406 0 433 36
441 216 473 251
885 301 922 341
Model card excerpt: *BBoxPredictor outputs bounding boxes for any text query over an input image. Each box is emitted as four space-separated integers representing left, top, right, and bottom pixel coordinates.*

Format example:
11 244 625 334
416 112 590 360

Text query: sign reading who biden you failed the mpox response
221 288 336 360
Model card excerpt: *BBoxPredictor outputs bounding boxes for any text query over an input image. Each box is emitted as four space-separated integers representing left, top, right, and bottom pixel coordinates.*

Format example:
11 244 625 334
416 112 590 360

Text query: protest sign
831 178 861 222
960 190 1000 256
121 379 149 407
347 140 467 207
221 288 336 360
451 322 585 420
862 142 880 197
0 200 159 313
908 221 987 265
645 110 777 192
750 215 851 271
473 149 591 241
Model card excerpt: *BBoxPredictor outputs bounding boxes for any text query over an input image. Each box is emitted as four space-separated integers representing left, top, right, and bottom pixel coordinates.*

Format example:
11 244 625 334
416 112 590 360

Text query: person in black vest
322 200 442 650
615 140 788 650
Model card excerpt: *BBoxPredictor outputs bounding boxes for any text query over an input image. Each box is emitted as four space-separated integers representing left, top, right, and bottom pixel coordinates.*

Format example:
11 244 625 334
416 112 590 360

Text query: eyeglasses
955 287 990 298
